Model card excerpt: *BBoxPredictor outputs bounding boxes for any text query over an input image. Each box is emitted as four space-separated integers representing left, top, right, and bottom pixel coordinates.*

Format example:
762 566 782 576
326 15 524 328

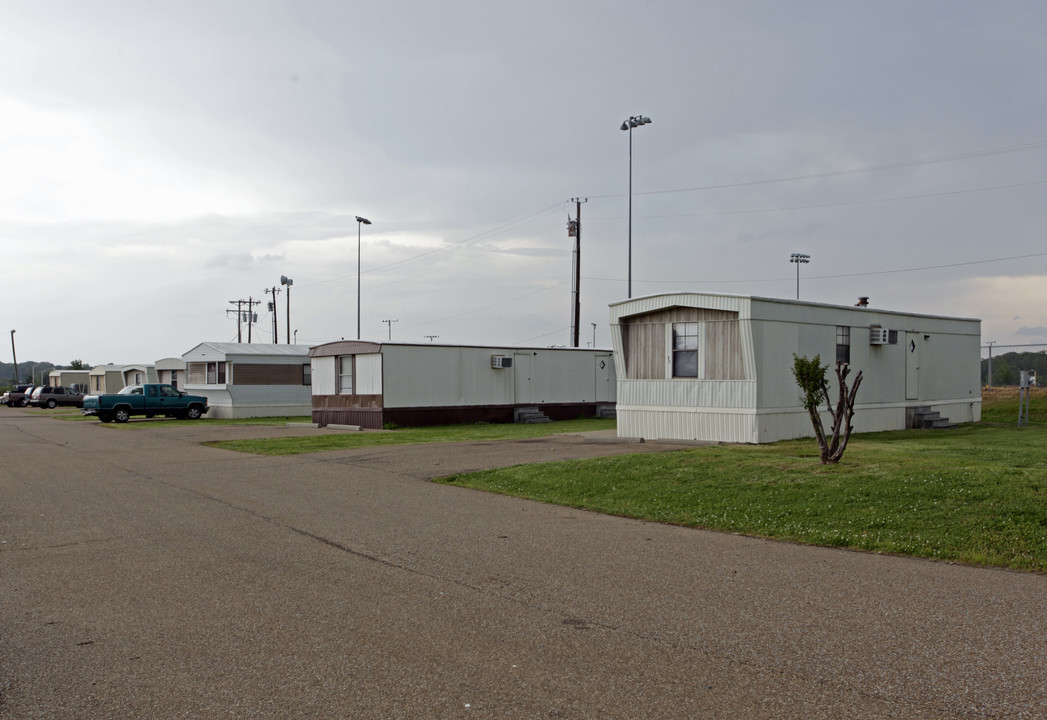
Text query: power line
586 139 1047 200
584 250 1047 286
588 179 1047 220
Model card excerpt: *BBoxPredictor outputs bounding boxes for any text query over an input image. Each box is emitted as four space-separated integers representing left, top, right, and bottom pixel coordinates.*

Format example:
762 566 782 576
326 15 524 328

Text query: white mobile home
309 341 616 428
182 342 312 419
155 357 187 389
610 293 981 444
121 364 157 387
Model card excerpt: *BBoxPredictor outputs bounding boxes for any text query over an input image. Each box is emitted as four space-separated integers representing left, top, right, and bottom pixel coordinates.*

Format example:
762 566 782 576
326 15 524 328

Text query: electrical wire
589 179 1047 219
586 139 1047 200
584 251 1047 286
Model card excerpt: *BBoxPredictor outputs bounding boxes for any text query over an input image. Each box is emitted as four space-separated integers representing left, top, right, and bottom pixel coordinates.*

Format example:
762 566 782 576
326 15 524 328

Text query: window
161 385 181 398
171 370 179 389
836 326 851 364
205 362 227 384
302 363 312 386
672 322 699 378
338 356 353 394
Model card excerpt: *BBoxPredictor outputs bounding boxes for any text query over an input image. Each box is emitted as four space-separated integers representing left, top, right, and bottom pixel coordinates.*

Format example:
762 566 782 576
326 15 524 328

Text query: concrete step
911 407 956 430
514 407 552 424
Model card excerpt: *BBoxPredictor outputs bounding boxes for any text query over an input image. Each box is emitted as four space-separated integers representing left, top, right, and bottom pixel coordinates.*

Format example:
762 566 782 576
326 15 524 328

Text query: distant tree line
983 350 1047 386
0 360 91 391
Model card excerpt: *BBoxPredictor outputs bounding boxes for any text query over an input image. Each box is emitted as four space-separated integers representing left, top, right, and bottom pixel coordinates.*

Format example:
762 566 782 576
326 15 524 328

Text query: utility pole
382 319 398 341
227 301 245 342
246 296 260 343
266 286 281 343
569 198 587 347
986 340 996 388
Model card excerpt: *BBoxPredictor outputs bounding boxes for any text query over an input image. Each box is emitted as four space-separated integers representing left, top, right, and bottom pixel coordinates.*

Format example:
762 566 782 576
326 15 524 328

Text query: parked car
82 383 209 423
4 385 36 407
29 385 86 409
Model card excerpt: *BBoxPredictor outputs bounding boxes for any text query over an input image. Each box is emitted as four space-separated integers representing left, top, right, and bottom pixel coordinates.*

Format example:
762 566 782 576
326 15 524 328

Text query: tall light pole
281 275 293 345
790 253 810 299
356 216 371 340
10 330 18 384
620 115 651 299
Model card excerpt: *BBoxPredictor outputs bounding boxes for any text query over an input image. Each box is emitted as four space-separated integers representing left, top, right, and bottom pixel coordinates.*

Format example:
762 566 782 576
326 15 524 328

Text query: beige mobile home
47 369 89 391
611 293 981 444
182 342 312 418
309 341 616 428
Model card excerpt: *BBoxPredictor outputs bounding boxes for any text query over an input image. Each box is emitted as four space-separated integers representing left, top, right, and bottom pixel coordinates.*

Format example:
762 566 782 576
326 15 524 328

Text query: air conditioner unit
869 326 889 345
491 355 513 369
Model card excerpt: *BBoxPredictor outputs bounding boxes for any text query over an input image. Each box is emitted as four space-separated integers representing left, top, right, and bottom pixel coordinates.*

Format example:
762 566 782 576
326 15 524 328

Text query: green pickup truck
82 384 210 423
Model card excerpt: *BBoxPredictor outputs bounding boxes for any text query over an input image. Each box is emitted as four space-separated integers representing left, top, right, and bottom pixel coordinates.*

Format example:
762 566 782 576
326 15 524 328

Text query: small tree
68 359 87 370
792 354 864 464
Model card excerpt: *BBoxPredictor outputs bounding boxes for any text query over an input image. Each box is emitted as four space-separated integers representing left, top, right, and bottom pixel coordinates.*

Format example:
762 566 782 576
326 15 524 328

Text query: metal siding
617 379 757 409
618 407 759 444
356 353 383 395
312 356 336 396
379 345 611 409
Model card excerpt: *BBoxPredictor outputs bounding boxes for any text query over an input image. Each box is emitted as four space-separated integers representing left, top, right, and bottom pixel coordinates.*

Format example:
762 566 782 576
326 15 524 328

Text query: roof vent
856 296 869 307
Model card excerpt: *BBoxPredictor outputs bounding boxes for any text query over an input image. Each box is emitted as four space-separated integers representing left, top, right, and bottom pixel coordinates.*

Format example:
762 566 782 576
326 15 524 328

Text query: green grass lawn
439 423 1047 571
207 418 617 454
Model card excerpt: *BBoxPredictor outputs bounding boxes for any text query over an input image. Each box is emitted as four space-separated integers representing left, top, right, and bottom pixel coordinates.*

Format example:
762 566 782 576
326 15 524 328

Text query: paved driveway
2 412 1045 719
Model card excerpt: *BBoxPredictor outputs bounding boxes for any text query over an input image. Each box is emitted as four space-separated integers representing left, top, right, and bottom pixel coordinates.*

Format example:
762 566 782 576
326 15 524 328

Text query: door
513 353 532 404
595 355 614 402
905 333 920 400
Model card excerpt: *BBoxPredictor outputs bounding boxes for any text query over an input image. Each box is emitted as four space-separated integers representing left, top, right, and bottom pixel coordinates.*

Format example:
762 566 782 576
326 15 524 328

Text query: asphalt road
2 411 1045 719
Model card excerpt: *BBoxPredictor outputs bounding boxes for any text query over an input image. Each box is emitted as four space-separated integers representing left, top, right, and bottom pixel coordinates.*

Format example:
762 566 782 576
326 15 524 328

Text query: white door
513 354 532 404
906 333 920 400
595 355 614 402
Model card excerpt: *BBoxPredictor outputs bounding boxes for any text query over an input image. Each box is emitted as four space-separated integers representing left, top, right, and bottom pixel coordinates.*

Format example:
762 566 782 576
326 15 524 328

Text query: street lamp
790 253 810 300
620 115 652 299
280 275 293 345
10 330 18 384
355 216 372 340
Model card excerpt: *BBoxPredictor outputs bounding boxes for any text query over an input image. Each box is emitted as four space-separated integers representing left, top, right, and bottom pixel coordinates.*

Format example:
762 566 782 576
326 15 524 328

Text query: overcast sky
3 1 1047 367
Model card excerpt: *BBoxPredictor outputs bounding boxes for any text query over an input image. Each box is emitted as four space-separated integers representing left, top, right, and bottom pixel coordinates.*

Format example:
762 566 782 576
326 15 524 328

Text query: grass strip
439 422 1047 572
208 418 617 454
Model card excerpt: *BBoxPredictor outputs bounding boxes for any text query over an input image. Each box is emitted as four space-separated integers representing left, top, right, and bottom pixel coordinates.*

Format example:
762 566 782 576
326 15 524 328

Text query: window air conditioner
491 355 513 369
869 327 889 345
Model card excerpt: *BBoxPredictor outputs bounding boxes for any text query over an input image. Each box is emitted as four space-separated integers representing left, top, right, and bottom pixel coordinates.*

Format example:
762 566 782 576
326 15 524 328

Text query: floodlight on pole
620 115 651 299
789 253 810 300
355 216 372 340
281 275 293 345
